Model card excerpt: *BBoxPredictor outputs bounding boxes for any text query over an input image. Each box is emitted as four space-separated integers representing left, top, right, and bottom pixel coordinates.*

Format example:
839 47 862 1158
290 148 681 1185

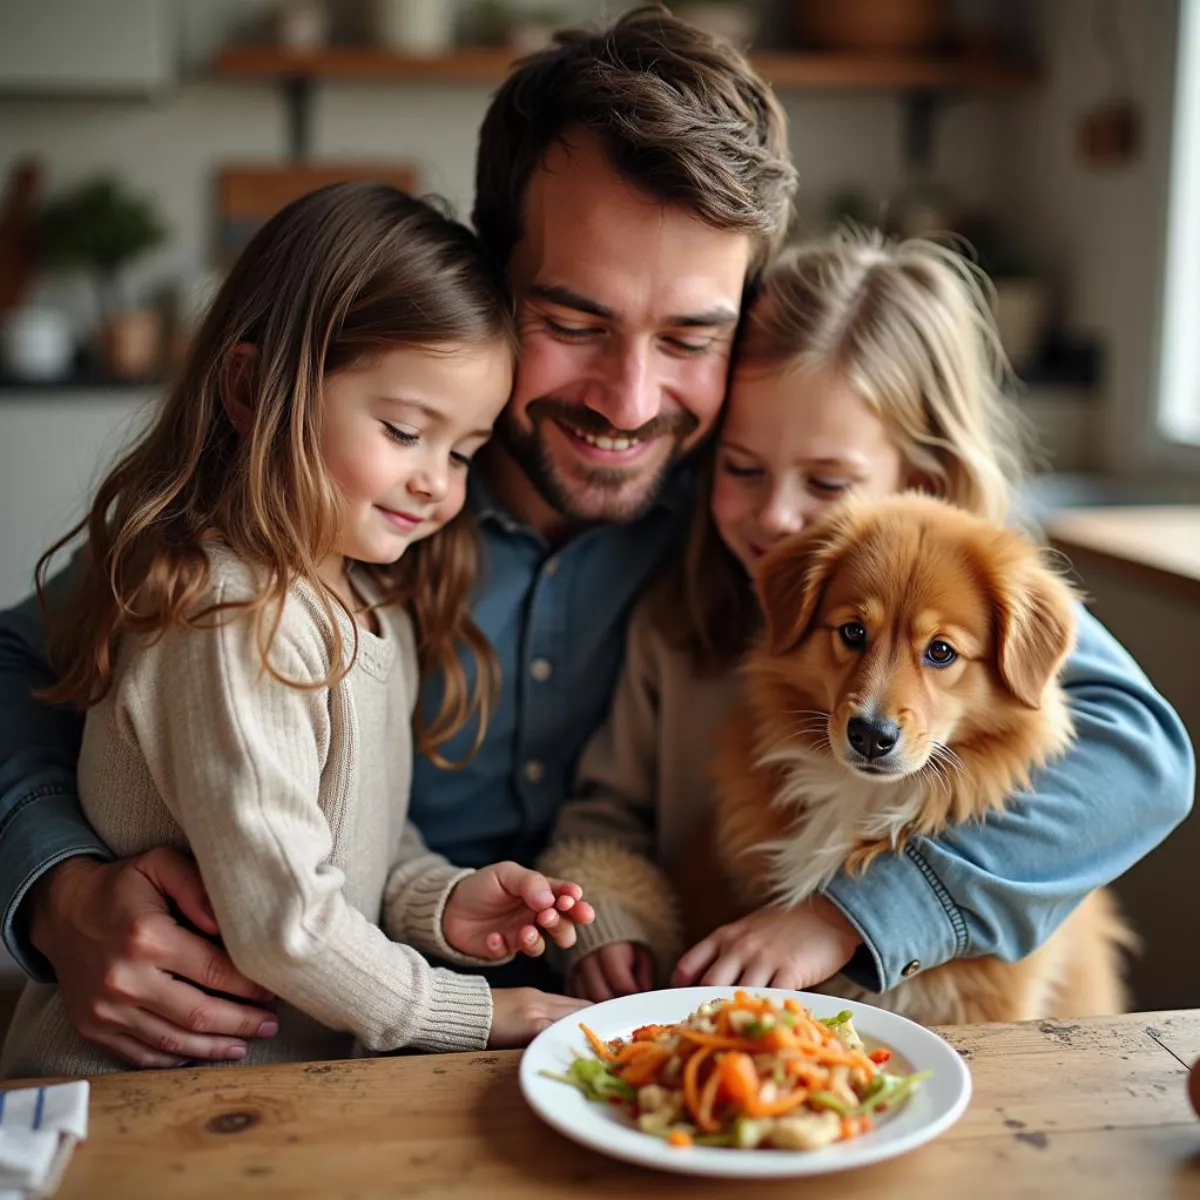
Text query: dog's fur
709 493 1132 1025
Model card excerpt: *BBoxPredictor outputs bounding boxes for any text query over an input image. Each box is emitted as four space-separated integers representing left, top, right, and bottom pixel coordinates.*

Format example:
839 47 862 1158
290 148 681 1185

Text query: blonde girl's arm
537 599 683 978
124 576 491 1054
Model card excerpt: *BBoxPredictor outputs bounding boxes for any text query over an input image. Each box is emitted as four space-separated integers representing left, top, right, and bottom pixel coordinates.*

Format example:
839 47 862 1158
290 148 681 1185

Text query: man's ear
992 544 1079 709
219 343 257 438
754 511 850 657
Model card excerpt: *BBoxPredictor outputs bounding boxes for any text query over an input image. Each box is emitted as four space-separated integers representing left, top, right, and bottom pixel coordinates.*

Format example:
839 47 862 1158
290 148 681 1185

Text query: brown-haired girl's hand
442 862 595 960
487 987 591 1048
567 942 655 1002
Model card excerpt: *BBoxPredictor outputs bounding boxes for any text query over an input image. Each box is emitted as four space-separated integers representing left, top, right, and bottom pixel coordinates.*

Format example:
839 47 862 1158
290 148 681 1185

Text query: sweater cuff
822 840 965 992
539 840 684 985
555 896 670 981
409 966 493 1053
384 858 514 970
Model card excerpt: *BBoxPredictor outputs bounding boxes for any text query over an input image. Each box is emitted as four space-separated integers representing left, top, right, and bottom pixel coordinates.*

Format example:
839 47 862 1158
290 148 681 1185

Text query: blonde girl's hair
660 225 1030 670
38 182 517 763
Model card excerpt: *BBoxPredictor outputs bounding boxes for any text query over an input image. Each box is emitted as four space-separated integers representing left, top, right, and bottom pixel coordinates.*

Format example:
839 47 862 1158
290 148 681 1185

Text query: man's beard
494 398 697 525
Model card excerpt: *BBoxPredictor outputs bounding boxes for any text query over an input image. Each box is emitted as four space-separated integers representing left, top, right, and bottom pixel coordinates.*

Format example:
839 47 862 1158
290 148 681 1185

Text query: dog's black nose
847 716 899 761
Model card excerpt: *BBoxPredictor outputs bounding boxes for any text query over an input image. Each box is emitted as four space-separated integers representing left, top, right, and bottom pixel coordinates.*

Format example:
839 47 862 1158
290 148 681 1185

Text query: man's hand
567 942 654 1002
488 987 591 1048
28 848 279 1067
671 895 862 990
443 862 595 959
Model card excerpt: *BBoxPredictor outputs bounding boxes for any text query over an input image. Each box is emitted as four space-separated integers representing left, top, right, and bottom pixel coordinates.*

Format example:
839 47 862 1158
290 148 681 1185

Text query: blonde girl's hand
670 896 862 990
442 862 596 960
566 942 655 1002
487 987 591 1048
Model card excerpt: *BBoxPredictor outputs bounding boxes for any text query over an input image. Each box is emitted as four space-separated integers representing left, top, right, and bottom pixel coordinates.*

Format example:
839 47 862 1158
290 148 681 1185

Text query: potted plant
37 176 168 379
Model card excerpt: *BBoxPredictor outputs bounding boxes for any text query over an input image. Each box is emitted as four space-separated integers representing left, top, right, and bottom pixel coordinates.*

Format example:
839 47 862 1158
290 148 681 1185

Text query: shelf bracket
283 75 314 161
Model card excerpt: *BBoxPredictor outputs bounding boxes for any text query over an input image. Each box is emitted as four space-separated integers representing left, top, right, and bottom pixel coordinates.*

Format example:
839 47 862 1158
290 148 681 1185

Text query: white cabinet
0 0 177 95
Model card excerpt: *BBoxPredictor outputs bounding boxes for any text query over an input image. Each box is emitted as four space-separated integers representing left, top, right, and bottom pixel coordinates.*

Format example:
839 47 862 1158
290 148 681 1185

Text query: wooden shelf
215 45 1038 91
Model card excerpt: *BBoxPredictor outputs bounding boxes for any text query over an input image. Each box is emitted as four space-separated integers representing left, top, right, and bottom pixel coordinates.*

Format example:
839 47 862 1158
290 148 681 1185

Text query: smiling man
0 6 1191 1065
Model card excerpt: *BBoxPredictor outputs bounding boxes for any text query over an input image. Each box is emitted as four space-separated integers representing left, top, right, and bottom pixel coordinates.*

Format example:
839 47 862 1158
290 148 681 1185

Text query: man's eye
664 336 713 355
546 318 597 339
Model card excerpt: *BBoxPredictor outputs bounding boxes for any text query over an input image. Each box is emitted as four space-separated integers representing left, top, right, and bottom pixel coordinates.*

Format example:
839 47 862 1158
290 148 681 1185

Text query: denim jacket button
901 960 921 978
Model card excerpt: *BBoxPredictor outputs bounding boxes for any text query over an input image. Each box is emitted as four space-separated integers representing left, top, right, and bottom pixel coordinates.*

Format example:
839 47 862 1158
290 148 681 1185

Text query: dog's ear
754 512 850 656
992 545 1078 709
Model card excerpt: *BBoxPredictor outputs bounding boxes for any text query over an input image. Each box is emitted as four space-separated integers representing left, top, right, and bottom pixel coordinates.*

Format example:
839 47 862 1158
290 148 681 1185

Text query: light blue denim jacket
0 472 1193 990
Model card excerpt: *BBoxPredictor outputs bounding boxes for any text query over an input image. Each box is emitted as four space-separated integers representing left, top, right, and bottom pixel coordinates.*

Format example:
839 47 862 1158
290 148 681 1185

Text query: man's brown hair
473 4 798 272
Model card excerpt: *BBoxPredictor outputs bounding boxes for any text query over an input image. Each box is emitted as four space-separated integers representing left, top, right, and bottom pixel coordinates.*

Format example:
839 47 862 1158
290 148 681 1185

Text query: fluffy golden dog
712 493 1132 1024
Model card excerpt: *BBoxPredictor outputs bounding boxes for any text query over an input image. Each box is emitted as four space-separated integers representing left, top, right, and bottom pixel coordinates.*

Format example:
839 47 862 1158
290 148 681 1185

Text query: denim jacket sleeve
823 606 1195 993
0 564 111 981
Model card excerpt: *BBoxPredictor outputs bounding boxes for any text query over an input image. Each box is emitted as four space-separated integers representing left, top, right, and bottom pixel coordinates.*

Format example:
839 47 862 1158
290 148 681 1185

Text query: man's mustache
527 398 699 442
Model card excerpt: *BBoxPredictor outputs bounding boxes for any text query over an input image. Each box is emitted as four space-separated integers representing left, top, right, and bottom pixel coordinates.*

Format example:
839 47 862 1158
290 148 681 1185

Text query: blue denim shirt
0 475 1194 990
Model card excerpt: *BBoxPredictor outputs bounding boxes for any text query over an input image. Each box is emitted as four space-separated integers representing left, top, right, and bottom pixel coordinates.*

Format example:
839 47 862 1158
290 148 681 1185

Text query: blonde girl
3 183 590 1079
541 227 1025 1000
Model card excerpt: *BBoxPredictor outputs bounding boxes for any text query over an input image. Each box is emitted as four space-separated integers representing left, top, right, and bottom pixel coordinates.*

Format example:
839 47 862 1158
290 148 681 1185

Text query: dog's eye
925 640 958 667
839 622 867 648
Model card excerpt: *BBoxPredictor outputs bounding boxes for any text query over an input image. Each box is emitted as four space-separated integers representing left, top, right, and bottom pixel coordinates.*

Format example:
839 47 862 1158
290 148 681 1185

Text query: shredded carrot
869 1047 893 1065
697 1061 724 1133
717 1052 760 1110
619 1047 672 1088
678 1030 749 1050
751 1088 811 1118
580 1023 617 1063
784 998 803 1014
682 1046 713 1126
612 1040 663 1064
840 1115 857 1140
667 1130 693 1148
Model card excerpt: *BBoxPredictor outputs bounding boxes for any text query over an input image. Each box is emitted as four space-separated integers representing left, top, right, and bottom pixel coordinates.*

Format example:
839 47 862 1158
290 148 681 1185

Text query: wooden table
12 1010 1200 1199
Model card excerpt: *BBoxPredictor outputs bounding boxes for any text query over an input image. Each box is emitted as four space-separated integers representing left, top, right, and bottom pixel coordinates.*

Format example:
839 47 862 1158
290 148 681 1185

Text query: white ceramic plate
519 987 971 1178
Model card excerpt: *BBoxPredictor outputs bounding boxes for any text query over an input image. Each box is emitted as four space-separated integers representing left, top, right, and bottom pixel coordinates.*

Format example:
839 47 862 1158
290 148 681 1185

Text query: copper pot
793 0 948 53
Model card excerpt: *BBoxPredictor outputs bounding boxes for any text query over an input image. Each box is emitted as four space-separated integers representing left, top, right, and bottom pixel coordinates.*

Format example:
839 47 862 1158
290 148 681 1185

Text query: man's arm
0 569 104 978
0 569 276 1064
824 607 1195 992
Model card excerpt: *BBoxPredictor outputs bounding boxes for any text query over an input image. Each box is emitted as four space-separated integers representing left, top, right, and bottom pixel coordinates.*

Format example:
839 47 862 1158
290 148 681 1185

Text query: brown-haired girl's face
712 360 908 575
320 341 513 566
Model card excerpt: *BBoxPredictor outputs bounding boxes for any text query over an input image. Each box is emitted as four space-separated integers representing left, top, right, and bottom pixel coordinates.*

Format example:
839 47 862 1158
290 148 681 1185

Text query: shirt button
543 557 560 577
529 657 553 682
523 759 545 784
901 960 921 978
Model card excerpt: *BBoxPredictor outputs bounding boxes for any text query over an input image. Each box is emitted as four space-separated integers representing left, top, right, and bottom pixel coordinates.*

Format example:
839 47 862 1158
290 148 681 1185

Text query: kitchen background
0 0 1196 1011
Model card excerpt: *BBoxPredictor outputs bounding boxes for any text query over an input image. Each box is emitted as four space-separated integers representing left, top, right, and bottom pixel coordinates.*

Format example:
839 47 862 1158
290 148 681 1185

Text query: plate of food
519 987 971 1178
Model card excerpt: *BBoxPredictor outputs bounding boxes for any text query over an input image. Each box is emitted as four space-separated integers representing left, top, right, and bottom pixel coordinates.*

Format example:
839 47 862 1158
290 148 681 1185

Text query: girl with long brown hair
3 183 590 1080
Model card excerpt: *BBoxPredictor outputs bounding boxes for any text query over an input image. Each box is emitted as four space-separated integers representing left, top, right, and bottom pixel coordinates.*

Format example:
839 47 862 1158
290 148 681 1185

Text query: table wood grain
9 1010 1200 1200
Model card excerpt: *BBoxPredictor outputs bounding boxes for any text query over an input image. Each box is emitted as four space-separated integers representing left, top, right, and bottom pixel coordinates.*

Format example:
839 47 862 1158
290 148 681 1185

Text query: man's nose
594 340 660 432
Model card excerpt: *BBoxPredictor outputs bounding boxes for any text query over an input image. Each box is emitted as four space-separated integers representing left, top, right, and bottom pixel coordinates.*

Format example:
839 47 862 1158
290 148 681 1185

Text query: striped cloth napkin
0 1082 88 1199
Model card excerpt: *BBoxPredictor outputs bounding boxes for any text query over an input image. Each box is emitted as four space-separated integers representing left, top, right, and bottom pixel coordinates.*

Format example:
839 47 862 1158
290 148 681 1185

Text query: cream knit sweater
2 550 495 1080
